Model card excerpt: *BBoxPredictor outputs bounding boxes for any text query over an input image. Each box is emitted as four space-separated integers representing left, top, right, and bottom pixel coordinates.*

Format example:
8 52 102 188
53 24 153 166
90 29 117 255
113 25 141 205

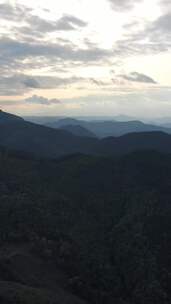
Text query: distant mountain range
44 117 171 138
24 114 135 124
24 115 171 137
1 111 171 158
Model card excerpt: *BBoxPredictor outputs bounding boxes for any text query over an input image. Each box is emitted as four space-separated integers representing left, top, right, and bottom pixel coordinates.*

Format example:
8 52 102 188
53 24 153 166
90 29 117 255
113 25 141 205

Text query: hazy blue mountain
111 114 135 121
46 117 171 138
23 115 66 125
23 115 135 124
160 122 171 128
59 124 96 138
152 117 171 125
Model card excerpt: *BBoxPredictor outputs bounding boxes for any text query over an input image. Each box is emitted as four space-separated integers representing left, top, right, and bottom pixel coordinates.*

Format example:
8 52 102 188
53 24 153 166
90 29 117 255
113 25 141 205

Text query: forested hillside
0 148 170 303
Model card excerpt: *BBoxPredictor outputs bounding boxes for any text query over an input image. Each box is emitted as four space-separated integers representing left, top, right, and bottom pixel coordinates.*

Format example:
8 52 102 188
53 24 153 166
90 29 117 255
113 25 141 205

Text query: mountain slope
0 118 97 158
59 125 96 138
1 111 171 159
0 110 24 124
94 131 171 156
0 148 170 303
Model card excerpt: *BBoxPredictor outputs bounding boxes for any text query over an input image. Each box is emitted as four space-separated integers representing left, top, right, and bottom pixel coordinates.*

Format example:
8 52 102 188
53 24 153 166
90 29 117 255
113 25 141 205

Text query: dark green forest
0 147 170 303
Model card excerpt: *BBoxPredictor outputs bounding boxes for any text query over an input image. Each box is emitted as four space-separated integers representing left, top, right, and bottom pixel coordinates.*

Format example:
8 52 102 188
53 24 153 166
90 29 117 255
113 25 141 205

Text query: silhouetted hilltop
0 115 97 158
0 110 24 124
94 131 171 155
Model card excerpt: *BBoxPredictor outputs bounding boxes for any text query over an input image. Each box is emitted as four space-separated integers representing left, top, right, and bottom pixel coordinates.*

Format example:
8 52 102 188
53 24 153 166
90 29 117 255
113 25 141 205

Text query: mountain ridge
1 111 171 158
45 117 171 138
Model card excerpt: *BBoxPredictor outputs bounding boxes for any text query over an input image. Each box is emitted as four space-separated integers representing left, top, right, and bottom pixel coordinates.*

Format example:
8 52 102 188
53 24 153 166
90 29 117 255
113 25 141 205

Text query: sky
0 0 171 118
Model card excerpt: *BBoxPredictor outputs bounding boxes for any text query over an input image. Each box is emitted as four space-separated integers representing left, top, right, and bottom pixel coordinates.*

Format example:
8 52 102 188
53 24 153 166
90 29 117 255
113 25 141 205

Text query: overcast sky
0 0 171 118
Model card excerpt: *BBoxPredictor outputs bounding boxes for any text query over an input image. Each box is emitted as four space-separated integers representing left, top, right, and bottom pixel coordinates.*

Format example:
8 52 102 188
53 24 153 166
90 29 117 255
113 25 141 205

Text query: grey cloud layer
0 74 84 96
0 33 112 90
0 37 111 62
17 14 87 40
0 95 61 106
0 2 170 69
115 10 171 57
0 3 31 21
56 15 87 30
108 0 142 11
0 3 87 33
148 13 171 42
119 72 157 84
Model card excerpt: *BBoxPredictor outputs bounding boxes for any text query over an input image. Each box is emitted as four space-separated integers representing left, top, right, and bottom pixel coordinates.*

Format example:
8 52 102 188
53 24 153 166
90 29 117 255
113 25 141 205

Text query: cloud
113 10 171 58
0 74 84 96
55 15 87 31
0 37 111 76
25 95 61 105
23 77 40 89
33 75 83 89
0 2 110 85
0 74 34 96
0 3 87 36
89 73 158 90
0 0 169 108
160 0 171 10
18 14 87 39
90 78 111 86
108 0 142 11
0 3 31 21
119 72 157 84
148 13 171 42
0 95 61 107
